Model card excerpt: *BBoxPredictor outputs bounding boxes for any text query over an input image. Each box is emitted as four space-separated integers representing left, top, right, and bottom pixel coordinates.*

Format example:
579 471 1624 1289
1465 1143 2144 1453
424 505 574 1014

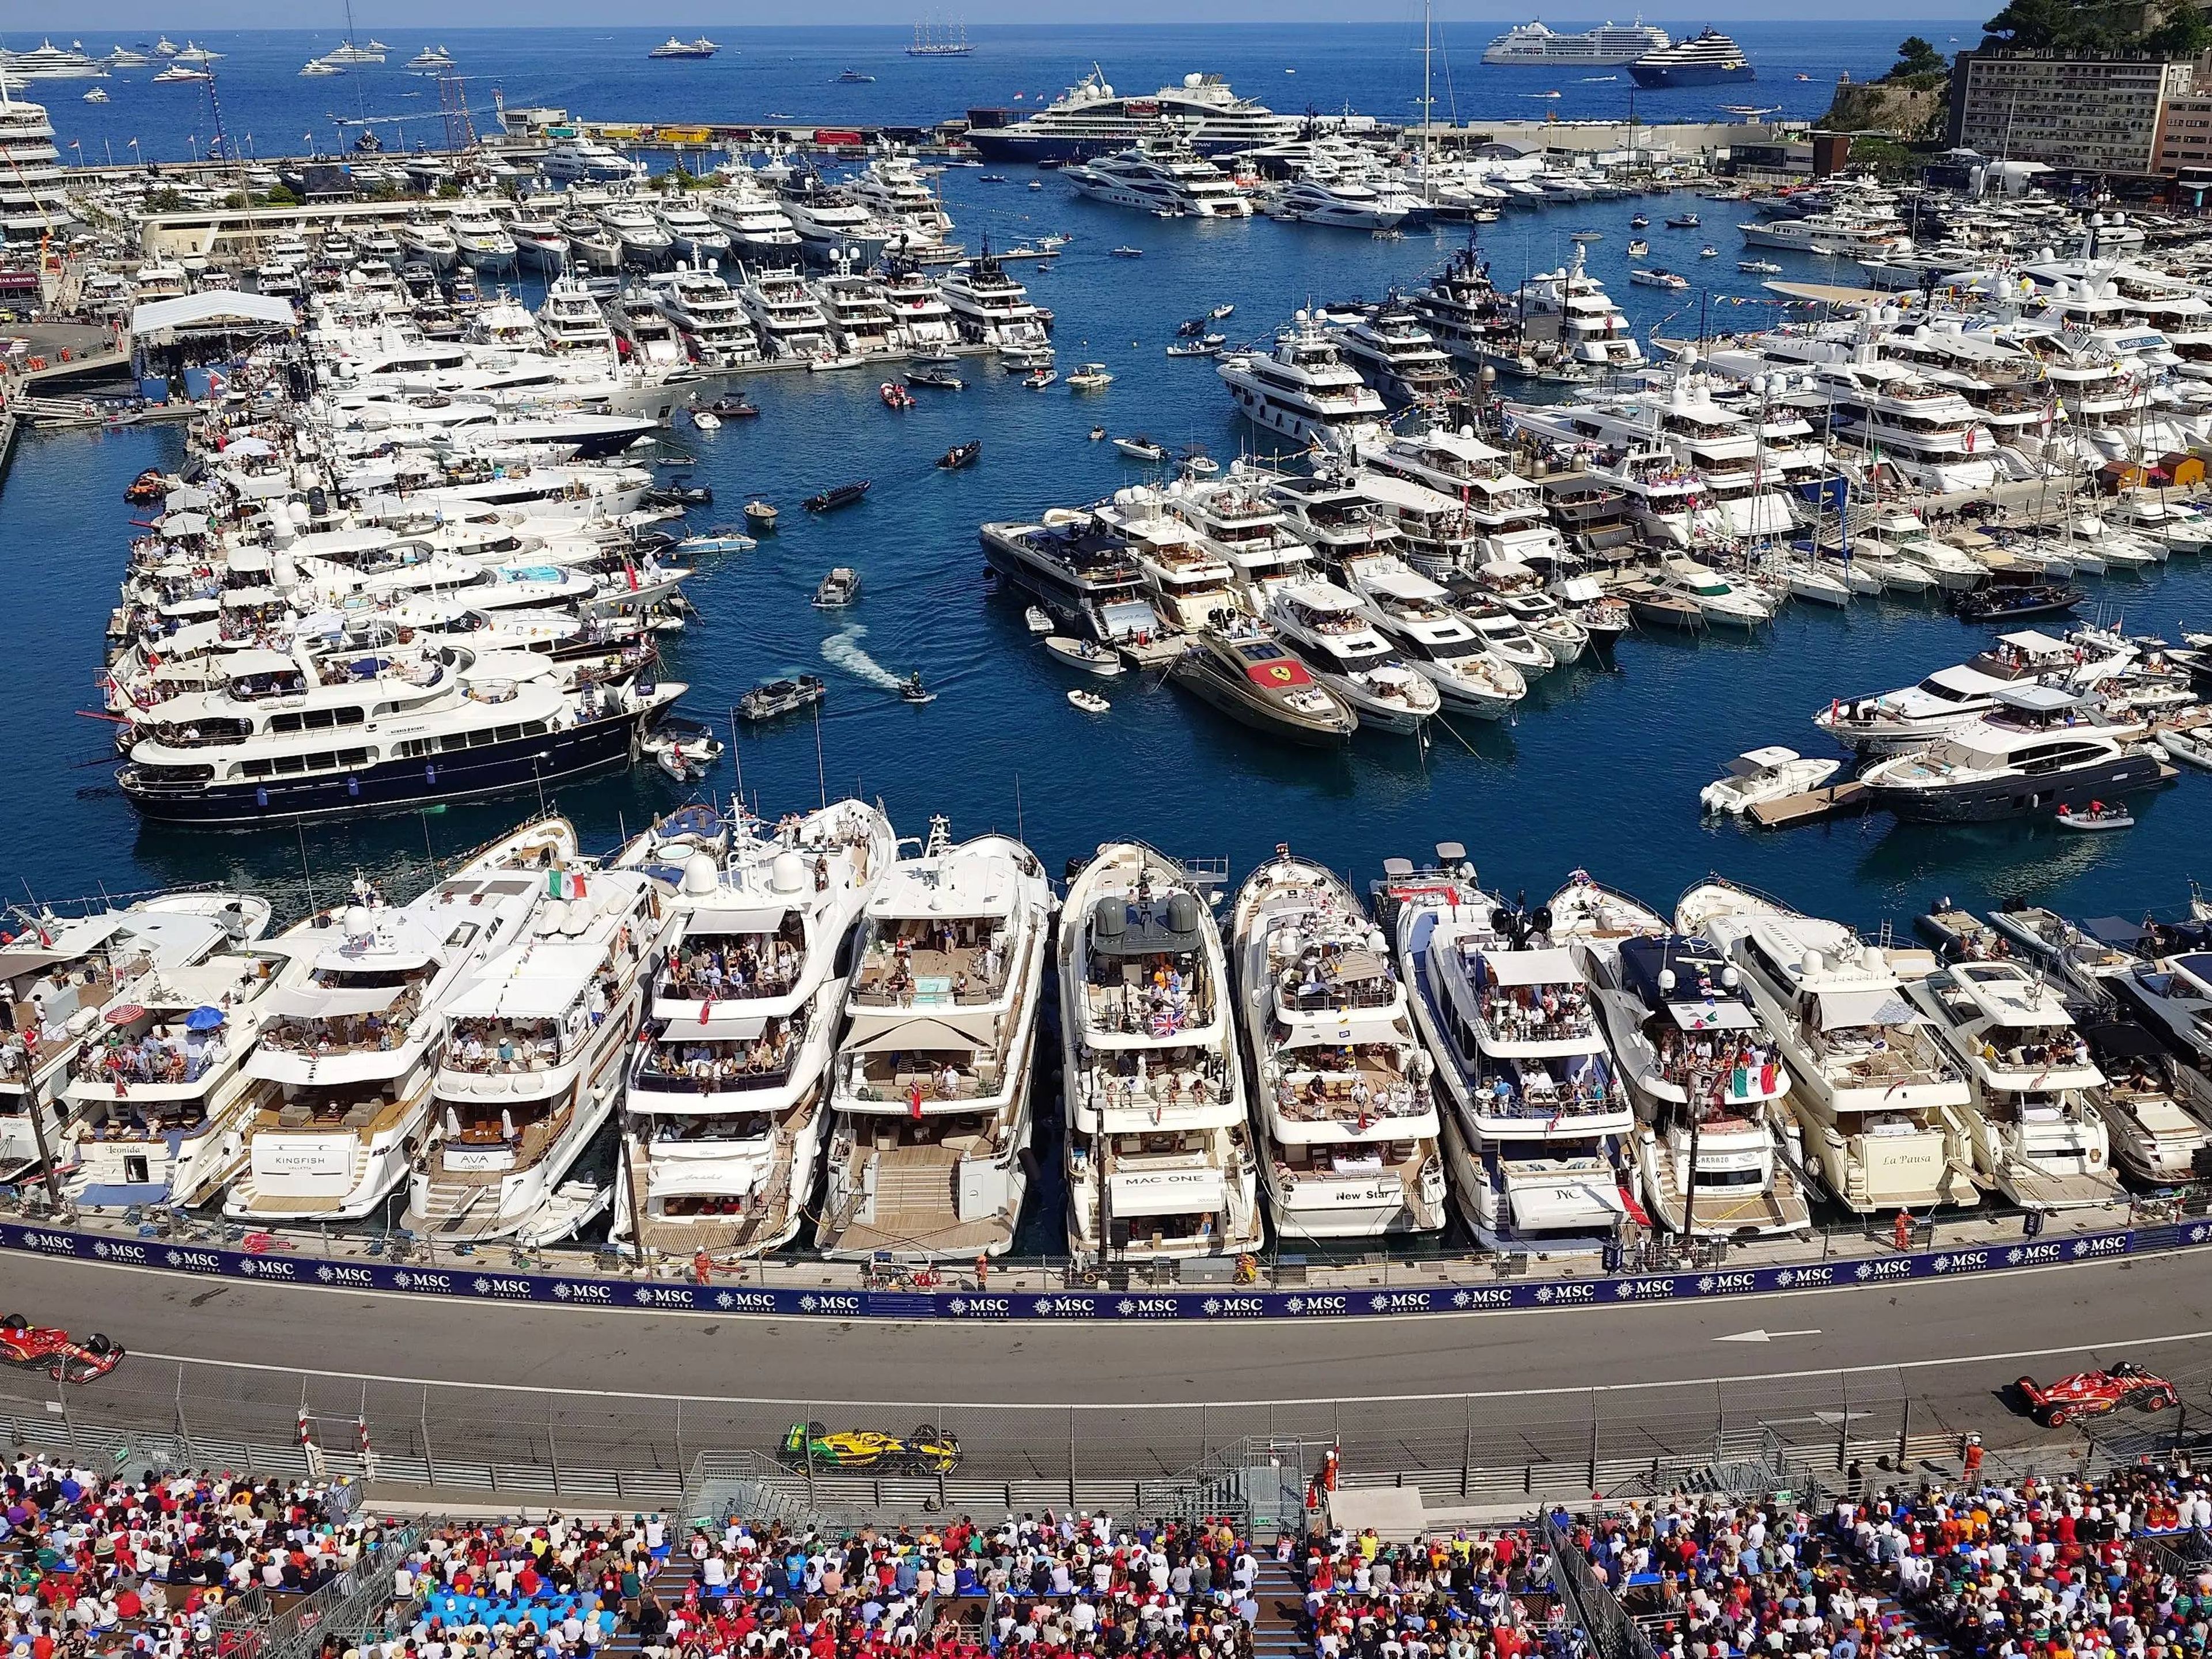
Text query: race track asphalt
10 1241 2210 1412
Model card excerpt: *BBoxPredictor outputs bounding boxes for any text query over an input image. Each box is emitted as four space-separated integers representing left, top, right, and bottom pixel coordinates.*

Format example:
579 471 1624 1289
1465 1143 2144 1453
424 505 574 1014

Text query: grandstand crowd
6 1450 2212 1659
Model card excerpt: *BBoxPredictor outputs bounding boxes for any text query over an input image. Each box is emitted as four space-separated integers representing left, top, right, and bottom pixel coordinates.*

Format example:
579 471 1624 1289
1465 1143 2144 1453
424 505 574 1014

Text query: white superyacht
406 855 661 1243
1387 854 1633 1252
226 817 577 1222
1677 878 1984 1216
1230 850 1446 1240
613 801 896 1258
1060 843 1262 1266
815 817 1054 1260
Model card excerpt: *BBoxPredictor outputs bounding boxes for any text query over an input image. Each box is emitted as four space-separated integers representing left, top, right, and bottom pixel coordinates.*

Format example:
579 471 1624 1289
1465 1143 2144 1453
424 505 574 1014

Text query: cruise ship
965 66 1304 162
1063 140 1252 218
1482 19 1671 64
1627 28 1753 87
1060 843 1262 1266
613 801 896 1259
815 817 1054 1260
406 856 661 1243
225 819 575 1224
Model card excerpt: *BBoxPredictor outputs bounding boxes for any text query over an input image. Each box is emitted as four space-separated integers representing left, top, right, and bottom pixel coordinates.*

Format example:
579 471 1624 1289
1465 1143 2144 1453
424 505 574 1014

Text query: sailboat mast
1422 0 1433 177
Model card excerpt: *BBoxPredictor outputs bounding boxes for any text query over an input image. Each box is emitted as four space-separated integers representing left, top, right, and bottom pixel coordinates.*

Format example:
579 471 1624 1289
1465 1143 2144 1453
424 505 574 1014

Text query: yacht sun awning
1478 946 1577 988
1762 281 1893 308
679 904 790 935
849 1017 980 1056
672 1014 769 1043
258 984 404 1020
1814 987 1918 1030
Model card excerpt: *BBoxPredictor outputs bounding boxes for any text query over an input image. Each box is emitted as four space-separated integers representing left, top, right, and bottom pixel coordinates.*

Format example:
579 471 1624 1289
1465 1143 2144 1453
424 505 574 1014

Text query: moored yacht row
12 813 2206 1264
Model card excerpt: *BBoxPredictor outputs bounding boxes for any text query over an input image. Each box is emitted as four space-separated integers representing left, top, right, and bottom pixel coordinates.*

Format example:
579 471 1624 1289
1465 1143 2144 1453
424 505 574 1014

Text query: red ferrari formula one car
0 1313 125 1384
2015 1359 2178 1428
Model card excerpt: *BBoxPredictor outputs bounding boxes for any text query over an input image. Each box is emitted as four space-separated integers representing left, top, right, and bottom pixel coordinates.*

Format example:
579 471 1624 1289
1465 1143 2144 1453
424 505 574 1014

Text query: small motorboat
900 671 936 704
1699 745 1842 815
1665 211 1700 228
906 368 964 390
1207 302 1234 320
1068 688 1111 714
1066 361 1114 389
688 407 722 431
1165 341 1218 358
1953 582 2085 623
916 350 959 365
938 440 982 470
1183 453 1220 478
2157 724 2212 771
810 351 864 372
880 381 915 409
1114 435 1168 462
643 719 725 785
1739 258 1782 274
1698 245 1719 259
2057 800 2136 832
738 673 826 722
1629 213 1650 229
1024 367 1058 389
1630 268 1688 290
1177 316 1209 337
646 480 713 507
743 499 779 530
676 527 759 555
1626 238 1650 256
1042 635 1125 677
707 395 759 418
1024 606 1054 635
124 468 168 505
1109 245 1143 258
1088 425 1108 441
804 480 870 513
813 567 861 607
1570 228 1604 242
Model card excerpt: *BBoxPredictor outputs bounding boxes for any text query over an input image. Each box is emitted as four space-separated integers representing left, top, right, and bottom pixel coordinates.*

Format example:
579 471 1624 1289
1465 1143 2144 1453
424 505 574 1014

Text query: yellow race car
779 1419 963 1474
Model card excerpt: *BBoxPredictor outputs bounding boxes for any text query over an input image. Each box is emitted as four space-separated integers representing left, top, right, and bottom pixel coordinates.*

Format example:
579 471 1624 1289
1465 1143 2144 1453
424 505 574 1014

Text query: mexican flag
546 868 588 900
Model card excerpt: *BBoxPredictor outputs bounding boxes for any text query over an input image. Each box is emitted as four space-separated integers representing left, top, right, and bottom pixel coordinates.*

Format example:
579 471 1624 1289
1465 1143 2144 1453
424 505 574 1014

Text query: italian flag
547 868 588 900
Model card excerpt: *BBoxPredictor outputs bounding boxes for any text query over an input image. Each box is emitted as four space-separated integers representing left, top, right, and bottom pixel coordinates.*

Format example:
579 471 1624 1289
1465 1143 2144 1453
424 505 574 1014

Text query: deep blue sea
32 21 1911 165
2 25 2206 949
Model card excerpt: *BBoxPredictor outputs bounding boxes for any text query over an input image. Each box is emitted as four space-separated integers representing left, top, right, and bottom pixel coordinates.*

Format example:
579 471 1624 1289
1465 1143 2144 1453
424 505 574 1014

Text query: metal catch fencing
0 1354 2084 1514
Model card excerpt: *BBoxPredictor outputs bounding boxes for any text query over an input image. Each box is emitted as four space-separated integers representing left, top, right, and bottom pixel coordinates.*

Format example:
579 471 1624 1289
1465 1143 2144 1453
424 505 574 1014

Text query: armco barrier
1 1215 2198 1317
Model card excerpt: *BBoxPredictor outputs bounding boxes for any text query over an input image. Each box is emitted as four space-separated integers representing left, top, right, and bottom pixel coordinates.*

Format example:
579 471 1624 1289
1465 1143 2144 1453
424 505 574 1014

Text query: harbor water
48 21 1900 163
6 173 2208 939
